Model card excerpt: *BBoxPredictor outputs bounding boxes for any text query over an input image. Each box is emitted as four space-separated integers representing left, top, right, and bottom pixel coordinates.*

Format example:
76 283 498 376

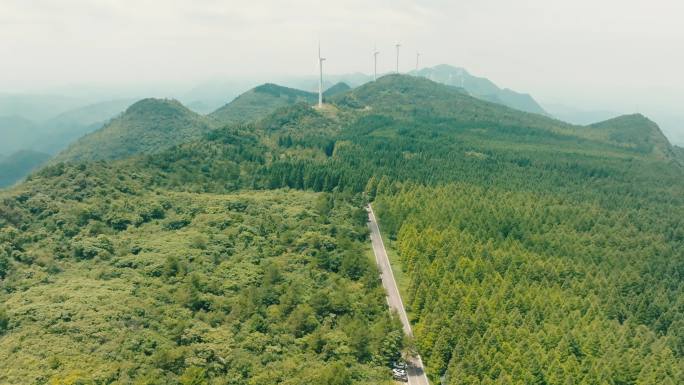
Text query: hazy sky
2 0 683 141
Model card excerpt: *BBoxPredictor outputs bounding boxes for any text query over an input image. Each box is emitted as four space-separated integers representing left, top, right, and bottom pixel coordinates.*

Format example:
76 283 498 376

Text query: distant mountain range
51 82 349 163
1 65 681 186
0 115 36 155
48 75 678 169
0 99 133 155
280 65 549 116
0 93 86 122
410 64 548 115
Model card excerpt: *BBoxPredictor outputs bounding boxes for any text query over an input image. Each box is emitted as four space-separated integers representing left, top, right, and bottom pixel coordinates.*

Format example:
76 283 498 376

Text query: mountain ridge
411 64 549 116
589 113 676 159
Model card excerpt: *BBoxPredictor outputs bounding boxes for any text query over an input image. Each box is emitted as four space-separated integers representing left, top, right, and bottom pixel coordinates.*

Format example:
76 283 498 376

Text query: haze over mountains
46 74 684 171
411 65 548 115
0 99 135 187
2 64 683 189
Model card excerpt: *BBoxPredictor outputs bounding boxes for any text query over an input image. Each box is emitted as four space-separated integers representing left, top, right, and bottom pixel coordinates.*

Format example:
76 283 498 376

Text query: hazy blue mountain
0 149 51 188
0 99 133 157
0 115 37 154
411 64 548 115
0 94 87 122
31 99 135 154
210 83 317 125
54 98 214 162
179 67 547 119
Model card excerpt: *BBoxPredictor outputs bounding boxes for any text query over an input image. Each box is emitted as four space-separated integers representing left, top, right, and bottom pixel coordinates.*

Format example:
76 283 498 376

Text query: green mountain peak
590 113 675 159
53 98 213 163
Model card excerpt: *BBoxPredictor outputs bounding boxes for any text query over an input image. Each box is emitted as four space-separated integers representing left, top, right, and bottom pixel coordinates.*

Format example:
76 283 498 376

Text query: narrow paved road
367 204 430 385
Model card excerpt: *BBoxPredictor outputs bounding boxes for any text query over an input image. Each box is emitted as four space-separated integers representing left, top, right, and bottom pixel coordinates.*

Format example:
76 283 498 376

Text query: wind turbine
318 43 325 108
373 46 380 81
416 52 420 72
395 43 401 73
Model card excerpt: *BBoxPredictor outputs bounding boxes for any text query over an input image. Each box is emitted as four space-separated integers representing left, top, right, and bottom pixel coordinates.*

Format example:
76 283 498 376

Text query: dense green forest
374 183 683 384
1 74 683 384
0 172 403 384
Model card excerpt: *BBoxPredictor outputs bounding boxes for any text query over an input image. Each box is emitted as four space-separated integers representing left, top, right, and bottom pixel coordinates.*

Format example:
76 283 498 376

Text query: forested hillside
374 183 683 385
0 164 403 384
1 74 682 384
589 114 677 159
53 99 214 162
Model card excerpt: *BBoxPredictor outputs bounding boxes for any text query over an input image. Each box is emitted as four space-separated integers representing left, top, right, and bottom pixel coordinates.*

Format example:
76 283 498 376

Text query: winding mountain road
367 204 430 385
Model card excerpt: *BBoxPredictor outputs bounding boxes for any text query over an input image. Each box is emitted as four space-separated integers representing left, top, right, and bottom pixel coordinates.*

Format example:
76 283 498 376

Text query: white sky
1 0 683 140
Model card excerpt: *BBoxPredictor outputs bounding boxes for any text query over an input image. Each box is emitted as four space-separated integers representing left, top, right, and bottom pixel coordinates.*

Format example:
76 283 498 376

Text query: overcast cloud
1 0 683 142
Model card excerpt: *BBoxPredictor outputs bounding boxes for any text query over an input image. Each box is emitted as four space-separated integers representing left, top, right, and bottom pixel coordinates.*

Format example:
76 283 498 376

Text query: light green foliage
0 186 401 384
0 307 8 335
179 366 207 385
375 183 684 384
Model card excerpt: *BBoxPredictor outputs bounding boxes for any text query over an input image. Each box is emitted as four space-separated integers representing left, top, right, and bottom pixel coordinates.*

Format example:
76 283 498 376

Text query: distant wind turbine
373 46 380 81
416 52 420 72
395 43 401 73
318 43 325 108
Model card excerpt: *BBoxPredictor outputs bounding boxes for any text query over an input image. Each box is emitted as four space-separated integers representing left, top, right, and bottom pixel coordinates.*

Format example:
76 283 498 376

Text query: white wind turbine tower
416 52 420 72
318 43 325 108
373 46 380 81
395 43 401 73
